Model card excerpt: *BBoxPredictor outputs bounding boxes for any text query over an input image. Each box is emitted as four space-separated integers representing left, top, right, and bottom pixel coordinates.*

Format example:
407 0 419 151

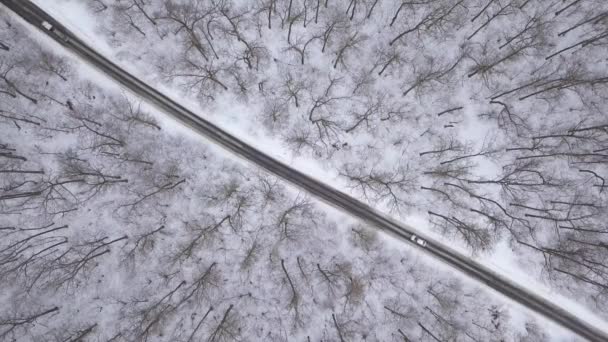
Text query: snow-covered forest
1 0 607 341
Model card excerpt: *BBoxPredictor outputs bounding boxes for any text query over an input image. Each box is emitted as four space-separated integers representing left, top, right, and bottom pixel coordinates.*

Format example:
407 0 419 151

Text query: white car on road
41 21 53 30
410 234 427 247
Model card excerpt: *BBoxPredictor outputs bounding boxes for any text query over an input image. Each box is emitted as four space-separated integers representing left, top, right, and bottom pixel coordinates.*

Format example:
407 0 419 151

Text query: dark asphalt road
2 1 606 341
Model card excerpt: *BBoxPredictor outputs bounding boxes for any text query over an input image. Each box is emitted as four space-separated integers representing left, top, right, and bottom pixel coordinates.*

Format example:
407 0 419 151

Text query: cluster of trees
0 8 554 342
413 0 608 313
78 0 608 318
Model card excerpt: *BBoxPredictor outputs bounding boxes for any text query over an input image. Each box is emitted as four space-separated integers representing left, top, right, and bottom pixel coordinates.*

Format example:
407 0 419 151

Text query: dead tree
307 76 347 146
350 225 379 252
35 49 70 82
468 35 548 79
173 215 230 262
110 97 161 131
545 29 608 60
554 0 582 17
442 182 530 240
0 224 68 286
169 58 230 97
420 136 465 158
123 225 166 261
255 0 277 29
498 11 547 50
389 0 439 27
119 178 186 212
418 321 444 342
333 30 367 69
316 262 343 302
280 71 310 108
390 0 466 46
0 306 59 340
160 1 221 62
114 0 159 36
518 236 608 297
273 196 314 242
370 43 405 78
467 0 517 40
332 313 346 342
176 262 220 307
285 7 304 44
281 259 303 327
133 280 186 341
485 100 530 137
188 307 214 342
44 235 127 290
89 0 108 13
320 15 346 53
207 304 240 342
58 153 129 202
428 211 492 251
438 137 498 165
240 240 261 270
219 6 269 70
0 62 38 104
558 11 608 37
340 164 416 211
286 34 321 64
402 54 463 97
344 93 385 133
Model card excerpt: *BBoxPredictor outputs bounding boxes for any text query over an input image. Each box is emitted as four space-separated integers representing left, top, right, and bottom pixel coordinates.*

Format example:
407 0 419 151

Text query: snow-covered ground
31 0 608 331
3 0 607 340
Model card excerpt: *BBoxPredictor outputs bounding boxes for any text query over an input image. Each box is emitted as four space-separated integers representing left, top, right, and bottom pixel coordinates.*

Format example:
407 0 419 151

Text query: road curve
1 1 607 340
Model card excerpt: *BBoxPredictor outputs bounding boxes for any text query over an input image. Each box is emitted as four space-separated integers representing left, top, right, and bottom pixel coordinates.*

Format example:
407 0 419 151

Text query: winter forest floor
1 0 608 341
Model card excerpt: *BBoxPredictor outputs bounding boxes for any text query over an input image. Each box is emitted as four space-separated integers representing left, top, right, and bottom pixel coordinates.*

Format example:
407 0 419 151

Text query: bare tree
468 22 551 80
218 5 269 70
428 210 492 251
207 304 241 342
0 306 59 340
0 61 38 104
401 53 463 97
390 0 467 46
307 75 348 146
319 14 347 53
344 92 386 133
467 0 519 40
286 34 321 64
281 258 303 327
340 163 416 211
172 216 230 263
332 30 367 69
159 0 221 62
279 71 311 108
